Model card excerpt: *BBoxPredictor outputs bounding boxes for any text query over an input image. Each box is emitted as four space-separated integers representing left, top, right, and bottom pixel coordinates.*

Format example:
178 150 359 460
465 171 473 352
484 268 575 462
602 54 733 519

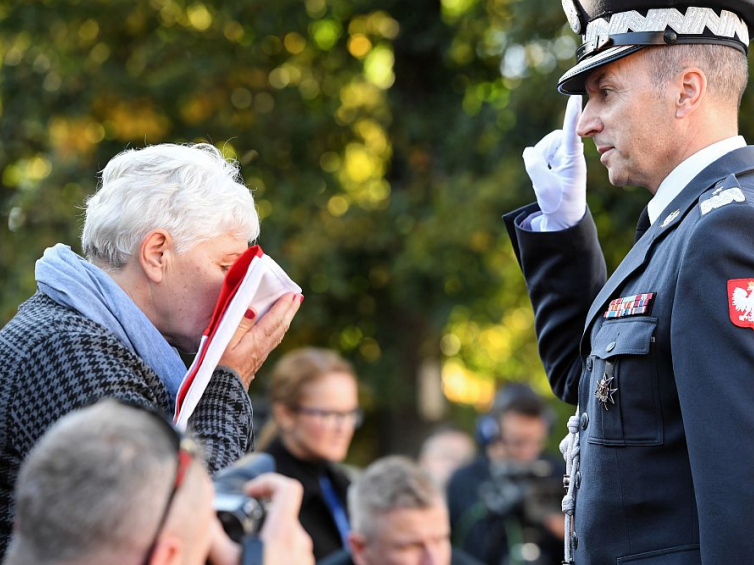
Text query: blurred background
2 0 753 464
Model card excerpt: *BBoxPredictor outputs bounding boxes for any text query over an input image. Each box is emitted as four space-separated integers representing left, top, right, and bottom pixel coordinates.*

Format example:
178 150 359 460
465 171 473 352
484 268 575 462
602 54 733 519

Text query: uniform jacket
264 438 352 562
504 146 754 563
0 292 253 558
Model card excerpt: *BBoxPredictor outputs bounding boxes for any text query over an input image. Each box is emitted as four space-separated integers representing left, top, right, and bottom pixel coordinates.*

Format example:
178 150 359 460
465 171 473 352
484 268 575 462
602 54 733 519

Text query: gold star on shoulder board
595 375 618 410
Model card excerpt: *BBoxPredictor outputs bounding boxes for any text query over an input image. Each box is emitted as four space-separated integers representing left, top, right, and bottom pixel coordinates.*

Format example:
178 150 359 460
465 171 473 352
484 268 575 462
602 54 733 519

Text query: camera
213 453 276 543
214 490 266 542
481 459 563 523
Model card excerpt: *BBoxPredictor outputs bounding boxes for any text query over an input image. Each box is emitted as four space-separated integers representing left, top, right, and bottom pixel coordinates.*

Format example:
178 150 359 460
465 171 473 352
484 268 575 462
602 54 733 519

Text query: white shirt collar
647 136 747 224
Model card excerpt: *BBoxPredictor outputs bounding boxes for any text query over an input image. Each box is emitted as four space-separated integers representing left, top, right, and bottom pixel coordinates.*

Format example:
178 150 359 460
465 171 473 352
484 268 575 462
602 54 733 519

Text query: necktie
634 206 651 243
319 474 350 547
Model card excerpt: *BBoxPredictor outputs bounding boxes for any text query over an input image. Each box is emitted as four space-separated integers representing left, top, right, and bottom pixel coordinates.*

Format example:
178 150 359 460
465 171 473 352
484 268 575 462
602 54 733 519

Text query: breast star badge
595 373 618 410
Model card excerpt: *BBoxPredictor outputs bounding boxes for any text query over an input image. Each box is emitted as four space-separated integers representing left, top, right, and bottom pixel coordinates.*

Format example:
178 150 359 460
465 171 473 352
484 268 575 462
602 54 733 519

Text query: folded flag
174 245 302 430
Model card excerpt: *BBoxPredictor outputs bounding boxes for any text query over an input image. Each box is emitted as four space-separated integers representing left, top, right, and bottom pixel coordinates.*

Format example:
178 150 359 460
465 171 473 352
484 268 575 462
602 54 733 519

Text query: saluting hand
522 95 586 231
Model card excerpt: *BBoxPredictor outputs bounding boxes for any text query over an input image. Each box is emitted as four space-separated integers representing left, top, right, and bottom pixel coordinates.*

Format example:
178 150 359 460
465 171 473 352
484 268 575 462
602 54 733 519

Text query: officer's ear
674 67 706 120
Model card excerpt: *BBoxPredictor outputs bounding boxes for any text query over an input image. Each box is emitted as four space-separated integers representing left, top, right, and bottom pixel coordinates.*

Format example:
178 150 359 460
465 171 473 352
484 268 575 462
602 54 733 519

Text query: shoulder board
699 174 746 216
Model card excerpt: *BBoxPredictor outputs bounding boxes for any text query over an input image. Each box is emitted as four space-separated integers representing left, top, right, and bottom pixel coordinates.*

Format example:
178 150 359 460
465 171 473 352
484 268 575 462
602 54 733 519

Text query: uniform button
572 533 579 550
606 341 616 352
580 412 589 430
575 471 581 488
586 357 593 371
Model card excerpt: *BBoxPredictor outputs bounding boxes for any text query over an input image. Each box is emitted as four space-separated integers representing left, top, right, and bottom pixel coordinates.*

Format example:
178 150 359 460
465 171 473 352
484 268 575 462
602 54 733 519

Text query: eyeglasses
113 401 198 565
293 406 364 428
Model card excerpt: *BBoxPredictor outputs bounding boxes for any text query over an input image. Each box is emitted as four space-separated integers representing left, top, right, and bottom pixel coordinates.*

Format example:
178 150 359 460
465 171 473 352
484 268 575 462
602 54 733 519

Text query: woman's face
279 371 360 463
156 234 247 353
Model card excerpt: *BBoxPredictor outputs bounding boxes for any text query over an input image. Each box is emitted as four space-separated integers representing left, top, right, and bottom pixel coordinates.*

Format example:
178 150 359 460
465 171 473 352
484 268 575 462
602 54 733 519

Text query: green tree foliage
2 0 753 457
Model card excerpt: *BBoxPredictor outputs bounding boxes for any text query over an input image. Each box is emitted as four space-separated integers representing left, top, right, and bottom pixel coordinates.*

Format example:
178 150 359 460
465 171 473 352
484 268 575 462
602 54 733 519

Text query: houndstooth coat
0 292 253 558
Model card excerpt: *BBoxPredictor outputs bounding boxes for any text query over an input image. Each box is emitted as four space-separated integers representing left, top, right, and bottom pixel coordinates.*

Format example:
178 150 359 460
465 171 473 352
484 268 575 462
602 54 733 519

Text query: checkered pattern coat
0 292 253 557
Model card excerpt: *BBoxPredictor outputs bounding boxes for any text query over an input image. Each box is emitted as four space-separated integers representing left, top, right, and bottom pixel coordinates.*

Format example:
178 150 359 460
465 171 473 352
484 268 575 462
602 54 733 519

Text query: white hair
82 143 259 269
348 456 443 538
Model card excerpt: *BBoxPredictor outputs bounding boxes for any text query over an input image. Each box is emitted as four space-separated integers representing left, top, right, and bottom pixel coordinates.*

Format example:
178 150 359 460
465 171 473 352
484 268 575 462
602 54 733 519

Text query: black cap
558 0 754 94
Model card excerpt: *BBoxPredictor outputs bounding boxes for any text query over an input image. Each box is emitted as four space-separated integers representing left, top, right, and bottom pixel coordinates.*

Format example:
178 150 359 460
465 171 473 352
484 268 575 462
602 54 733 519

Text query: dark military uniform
506 148 754 563
506 0 754 562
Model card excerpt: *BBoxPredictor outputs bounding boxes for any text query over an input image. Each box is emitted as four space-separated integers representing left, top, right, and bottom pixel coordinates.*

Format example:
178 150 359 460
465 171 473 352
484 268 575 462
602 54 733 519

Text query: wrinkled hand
244 473 315 565
219 293 302 389
522 95 586 231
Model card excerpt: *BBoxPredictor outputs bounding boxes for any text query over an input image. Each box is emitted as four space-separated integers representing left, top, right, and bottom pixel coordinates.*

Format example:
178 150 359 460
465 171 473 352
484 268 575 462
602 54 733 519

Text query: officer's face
577 51 680 193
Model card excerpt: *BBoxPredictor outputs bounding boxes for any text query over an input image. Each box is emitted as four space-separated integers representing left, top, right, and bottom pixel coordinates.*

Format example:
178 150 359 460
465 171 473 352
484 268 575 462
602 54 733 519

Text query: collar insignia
660 209 680 228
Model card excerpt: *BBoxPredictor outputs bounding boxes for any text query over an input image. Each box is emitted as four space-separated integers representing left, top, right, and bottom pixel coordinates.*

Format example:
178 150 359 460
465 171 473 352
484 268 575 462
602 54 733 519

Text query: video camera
212 453 276 543
480 459 563 523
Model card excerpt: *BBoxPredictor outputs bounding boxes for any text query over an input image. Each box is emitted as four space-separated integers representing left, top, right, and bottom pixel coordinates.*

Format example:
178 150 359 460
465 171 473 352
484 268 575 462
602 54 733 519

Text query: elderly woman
0 143 301 557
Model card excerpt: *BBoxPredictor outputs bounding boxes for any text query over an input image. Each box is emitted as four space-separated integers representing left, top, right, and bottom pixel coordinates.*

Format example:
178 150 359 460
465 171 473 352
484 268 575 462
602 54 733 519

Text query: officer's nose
576 98 602 138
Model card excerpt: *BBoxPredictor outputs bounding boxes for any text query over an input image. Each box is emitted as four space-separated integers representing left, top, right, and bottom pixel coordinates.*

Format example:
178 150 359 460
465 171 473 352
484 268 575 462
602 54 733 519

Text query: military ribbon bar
604 292 655 319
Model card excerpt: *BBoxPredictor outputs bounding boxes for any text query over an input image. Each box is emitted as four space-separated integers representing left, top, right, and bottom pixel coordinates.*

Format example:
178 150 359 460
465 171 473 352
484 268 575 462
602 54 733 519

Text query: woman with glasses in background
259 347 362 562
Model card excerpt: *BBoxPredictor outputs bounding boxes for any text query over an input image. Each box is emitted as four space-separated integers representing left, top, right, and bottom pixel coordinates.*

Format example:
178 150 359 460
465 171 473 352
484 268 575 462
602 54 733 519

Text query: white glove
522 95 586 231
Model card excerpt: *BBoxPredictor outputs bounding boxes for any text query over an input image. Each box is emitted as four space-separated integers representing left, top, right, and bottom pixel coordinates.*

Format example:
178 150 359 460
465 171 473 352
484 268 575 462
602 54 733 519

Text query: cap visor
558 45 644 94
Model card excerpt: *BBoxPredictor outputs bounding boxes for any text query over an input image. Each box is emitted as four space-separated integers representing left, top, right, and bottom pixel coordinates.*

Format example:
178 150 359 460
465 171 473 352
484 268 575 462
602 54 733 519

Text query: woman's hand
219 293 302 389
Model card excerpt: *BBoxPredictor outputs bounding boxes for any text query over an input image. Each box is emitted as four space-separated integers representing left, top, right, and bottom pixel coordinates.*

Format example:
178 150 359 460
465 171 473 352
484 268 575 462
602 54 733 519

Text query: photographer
447 385 563 565
3 399 314 565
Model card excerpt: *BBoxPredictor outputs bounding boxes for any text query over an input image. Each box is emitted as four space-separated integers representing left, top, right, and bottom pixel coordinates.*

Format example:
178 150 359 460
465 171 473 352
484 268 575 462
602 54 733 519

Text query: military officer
504 0 754 563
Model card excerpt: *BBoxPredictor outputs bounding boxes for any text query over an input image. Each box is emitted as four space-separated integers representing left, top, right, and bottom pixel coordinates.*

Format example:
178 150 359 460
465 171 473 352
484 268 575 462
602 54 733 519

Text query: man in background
447 385 563 565
418 426 476 489
3 399 313 565
320 456 481 565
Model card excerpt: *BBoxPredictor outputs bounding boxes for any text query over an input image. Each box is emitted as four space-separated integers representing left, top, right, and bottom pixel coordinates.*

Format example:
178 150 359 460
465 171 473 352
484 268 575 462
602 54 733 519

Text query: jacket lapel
581 146 754 343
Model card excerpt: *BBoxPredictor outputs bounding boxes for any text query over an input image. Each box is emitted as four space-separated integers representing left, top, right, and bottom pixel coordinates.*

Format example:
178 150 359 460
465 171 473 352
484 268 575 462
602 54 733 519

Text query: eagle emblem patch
729 279 754 328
